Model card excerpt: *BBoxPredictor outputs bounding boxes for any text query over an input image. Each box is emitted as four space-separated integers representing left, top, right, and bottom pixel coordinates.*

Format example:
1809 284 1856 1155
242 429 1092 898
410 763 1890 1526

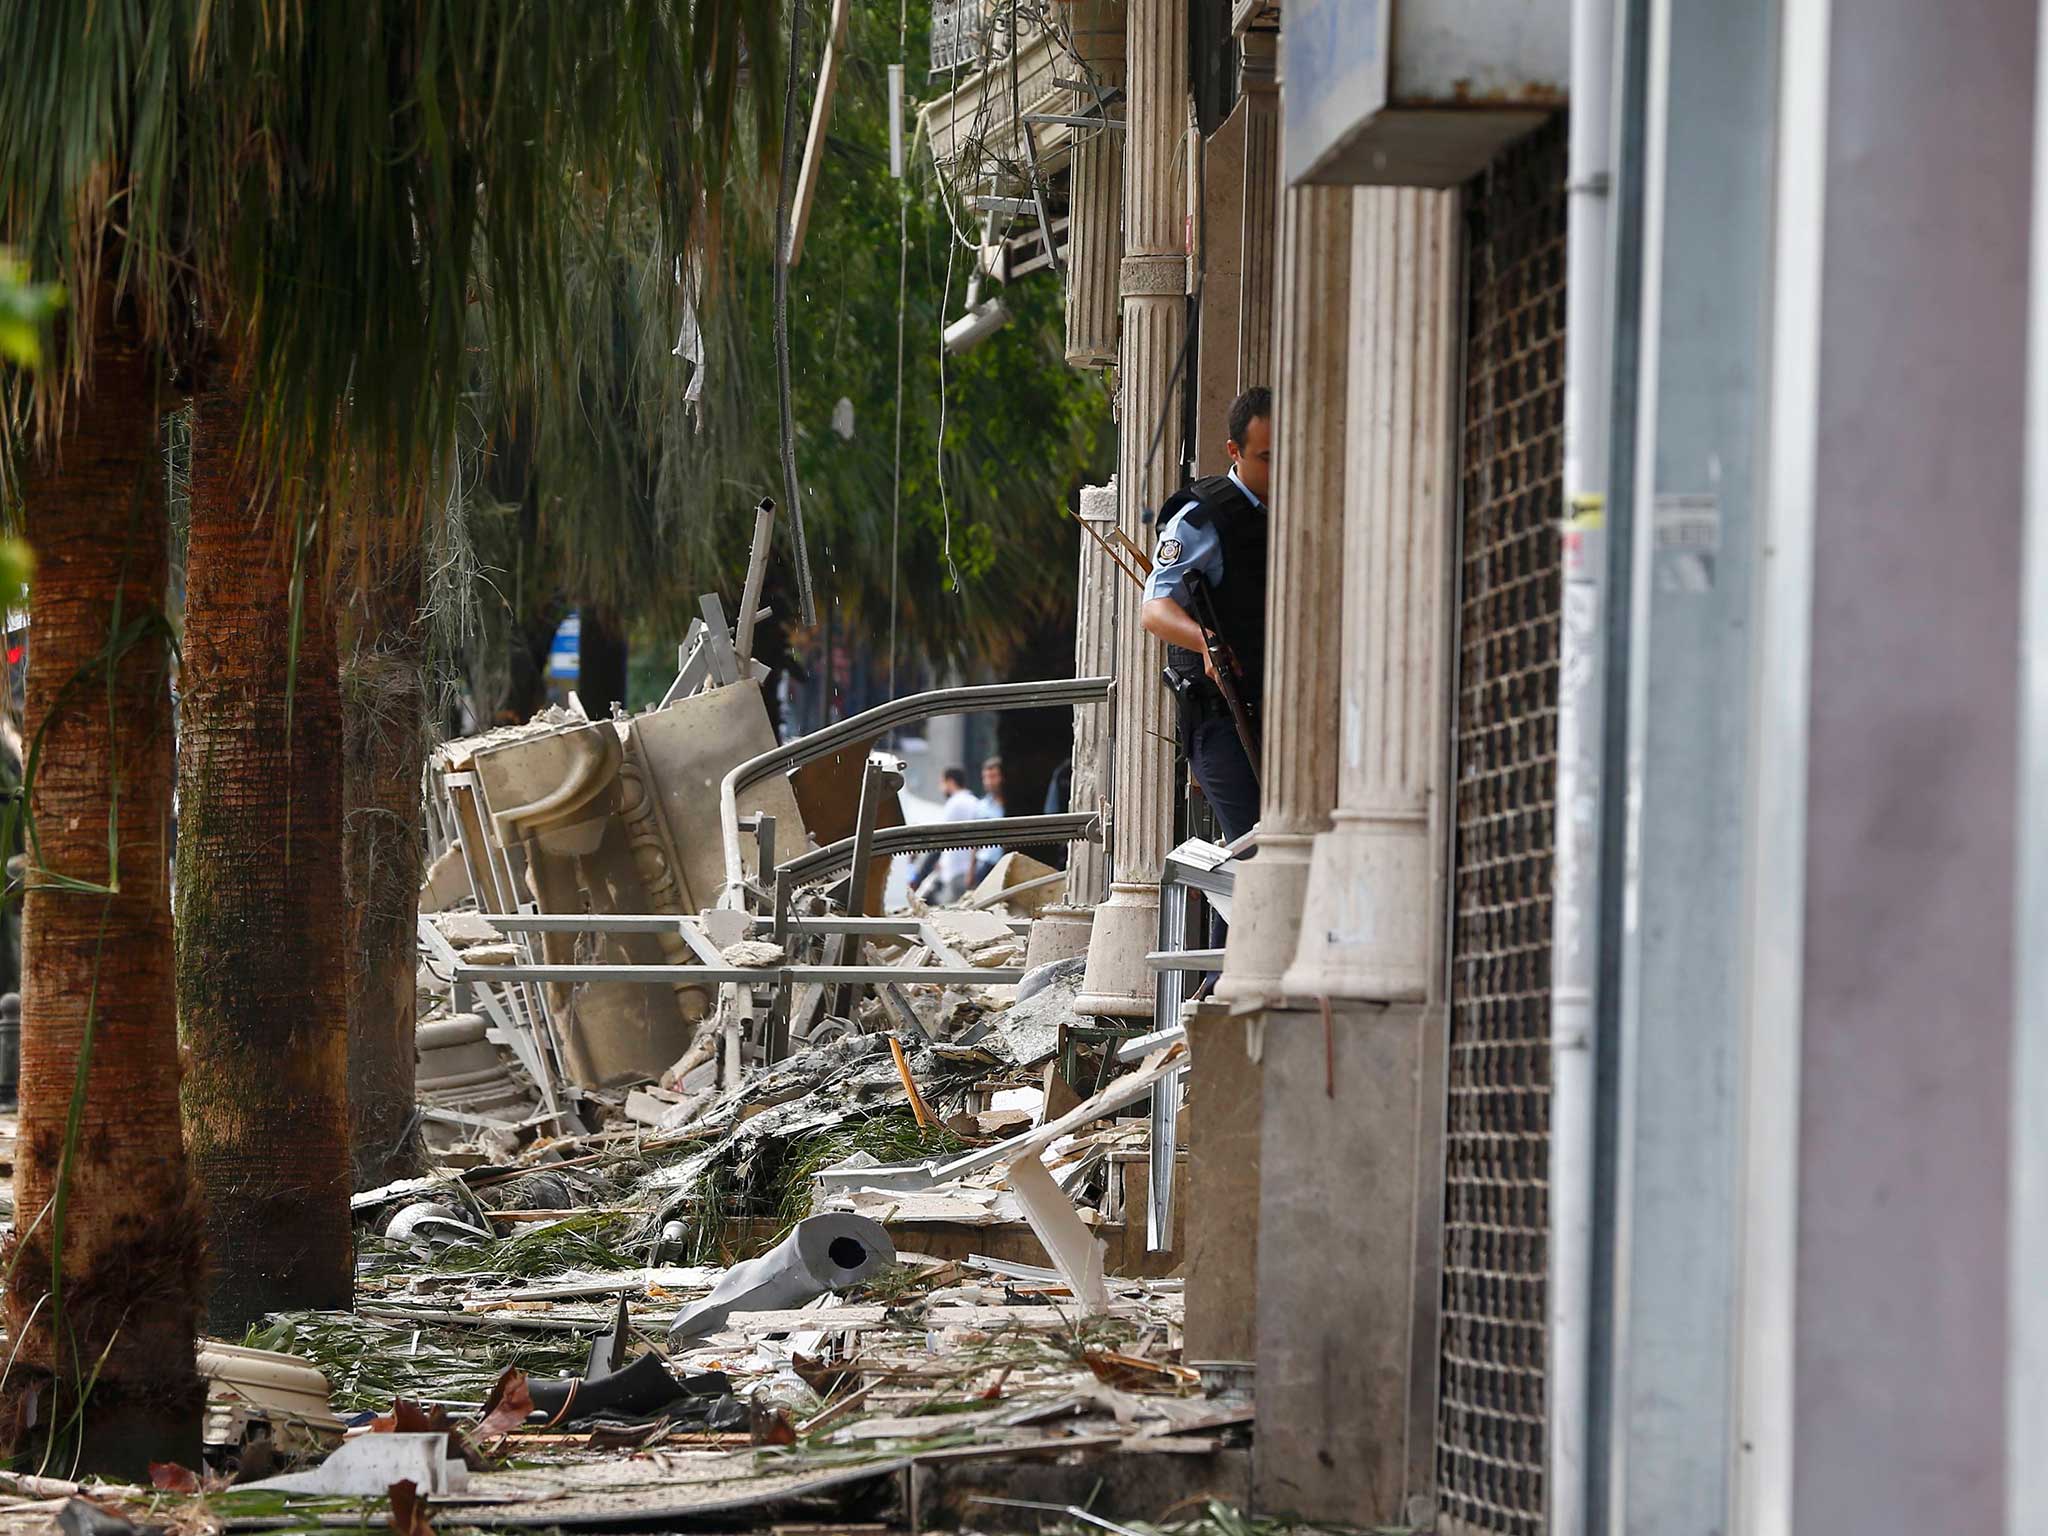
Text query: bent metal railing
717 675 1113 905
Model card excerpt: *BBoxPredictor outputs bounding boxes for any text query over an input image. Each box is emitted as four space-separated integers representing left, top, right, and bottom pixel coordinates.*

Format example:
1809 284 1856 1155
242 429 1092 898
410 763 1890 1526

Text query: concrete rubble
18 655 1250 1535
22 1027 1232 1532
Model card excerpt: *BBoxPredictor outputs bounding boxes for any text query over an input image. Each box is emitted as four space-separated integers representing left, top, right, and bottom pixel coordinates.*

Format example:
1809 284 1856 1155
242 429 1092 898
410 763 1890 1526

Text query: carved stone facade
1077 0 1189 1017
1285 188 1460 1003
1215 185 1352 1001
1065 114 1125 368
1066 479 1119 908
1237 31 1280 392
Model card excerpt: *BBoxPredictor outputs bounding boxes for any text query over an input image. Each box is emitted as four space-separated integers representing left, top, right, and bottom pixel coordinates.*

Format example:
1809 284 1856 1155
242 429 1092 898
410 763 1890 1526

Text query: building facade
931 0 2048 1530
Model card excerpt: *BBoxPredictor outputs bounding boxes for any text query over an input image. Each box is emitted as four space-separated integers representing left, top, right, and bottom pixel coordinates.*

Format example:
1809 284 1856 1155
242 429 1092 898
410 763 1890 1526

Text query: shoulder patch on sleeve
1156 537 1183 565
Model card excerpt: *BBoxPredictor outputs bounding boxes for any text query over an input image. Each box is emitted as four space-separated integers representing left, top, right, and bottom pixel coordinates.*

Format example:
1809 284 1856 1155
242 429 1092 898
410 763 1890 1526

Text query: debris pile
414 911 542 1159
18 611 1234 1532
35 1004 1221 1530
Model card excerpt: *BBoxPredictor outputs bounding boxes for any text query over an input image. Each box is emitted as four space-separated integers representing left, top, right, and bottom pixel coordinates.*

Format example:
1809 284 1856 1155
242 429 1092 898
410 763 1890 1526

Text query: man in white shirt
972 755 1006 882
912 766 983 904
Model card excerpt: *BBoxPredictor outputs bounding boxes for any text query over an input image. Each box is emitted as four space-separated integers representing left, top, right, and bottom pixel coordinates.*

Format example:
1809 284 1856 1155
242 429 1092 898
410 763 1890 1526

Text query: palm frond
0 0 784 516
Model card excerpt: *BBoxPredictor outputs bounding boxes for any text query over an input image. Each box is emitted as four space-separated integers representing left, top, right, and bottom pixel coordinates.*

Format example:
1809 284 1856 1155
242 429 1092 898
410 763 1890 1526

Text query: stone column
1066 479 1118 907
1213 186 1351 1001
1024 486 1116 969
1283 188 1459 1003
1064 106 1124 368
1236 32 1280 392
1192 109 1246 478
1076 0 1188 1017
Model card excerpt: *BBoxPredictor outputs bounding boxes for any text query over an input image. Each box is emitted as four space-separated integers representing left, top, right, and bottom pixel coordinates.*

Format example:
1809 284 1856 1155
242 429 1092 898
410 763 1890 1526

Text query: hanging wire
925 11 1012 597
774 0 818 627
935 230 962 594
888 0 910 698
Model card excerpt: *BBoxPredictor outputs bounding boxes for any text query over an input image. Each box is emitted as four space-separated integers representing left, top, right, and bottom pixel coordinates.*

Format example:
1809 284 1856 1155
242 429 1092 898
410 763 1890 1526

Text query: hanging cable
888 0 910 700
775 0 818 626
935 231 962 595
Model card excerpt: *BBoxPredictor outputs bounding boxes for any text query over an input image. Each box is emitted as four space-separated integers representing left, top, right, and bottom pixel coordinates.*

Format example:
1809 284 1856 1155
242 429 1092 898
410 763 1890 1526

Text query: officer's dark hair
943 765 969 789
1227 386 1272 449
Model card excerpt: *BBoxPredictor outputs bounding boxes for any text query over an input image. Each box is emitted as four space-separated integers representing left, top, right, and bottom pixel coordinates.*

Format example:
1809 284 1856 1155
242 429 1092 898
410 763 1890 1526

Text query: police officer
1140 385 1271 846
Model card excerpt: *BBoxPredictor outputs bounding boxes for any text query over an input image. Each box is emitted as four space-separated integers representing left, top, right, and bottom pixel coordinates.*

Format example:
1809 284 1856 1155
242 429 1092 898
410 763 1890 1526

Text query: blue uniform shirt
1145 465 1264 606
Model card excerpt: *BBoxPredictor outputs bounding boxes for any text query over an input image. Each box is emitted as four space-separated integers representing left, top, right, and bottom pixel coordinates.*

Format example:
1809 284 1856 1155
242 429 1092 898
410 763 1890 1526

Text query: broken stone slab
198 1340 345 1456
423 682 814 1093
419 845 471 915
624 1085 684 1128
433 909 505 948
975 1108 1035 1137
645 1084 719 1132
967 851 1065 917
58 1498 141 1536
242 1432 469 1497
923 908 1020 956
976 958 1086 1068
720 939 786 968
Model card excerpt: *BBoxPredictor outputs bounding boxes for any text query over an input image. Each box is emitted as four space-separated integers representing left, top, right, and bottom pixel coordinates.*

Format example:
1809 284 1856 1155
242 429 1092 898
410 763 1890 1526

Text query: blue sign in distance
547 609 581 681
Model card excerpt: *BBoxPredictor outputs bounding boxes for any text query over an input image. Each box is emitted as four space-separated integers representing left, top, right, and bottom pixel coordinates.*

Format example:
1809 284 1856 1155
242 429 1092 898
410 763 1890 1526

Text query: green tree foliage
0 255 58 369
467 0 1113 686
0 1 778 503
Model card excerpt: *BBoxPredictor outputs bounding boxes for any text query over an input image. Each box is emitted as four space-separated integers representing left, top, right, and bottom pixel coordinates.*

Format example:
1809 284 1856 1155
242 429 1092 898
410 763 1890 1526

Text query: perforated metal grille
930 0 997 71
1436 113 1567 1536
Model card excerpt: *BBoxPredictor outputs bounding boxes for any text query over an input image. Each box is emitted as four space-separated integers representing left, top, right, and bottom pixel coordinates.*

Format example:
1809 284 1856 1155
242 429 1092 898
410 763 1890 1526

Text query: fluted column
1065 107 1125 368
1077 0 1188 1017
1066 480 1118 905
1214 187 1352 1001
1284 188 1459 1002
1237 32 1280 392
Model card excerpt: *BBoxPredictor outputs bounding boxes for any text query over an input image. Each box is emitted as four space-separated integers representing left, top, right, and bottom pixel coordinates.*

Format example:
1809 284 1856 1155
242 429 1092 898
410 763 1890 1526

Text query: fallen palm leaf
387 1478 434 1536
472 1366 533 1440
1081 1349 1201 1396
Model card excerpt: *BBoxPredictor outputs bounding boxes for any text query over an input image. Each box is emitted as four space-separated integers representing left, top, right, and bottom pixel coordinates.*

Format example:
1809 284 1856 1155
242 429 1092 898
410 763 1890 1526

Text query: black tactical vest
1159 473 1268 712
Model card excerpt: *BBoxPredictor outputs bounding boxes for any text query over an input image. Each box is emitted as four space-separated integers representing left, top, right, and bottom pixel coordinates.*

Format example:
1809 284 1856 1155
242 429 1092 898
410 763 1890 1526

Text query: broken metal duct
717 675 1113 902
943 296 1011 354
666 1213 894 1342
946 212 1011 354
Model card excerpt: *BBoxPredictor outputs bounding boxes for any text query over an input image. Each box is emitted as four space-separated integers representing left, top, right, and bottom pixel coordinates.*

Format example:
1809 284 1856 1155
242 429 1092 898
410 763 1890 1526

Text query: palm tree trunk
177 369 351 1334
2 293 203 1476
343 530 427 1187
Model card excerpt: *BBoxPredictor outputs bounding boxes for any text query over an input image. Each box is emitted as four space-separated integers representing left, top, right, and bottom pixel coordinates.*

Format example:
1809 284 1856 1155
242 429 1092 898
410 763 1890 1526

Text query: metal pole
1602 0 1778 1524
1549 0 1619 1522
1733 3 1827 1525
735 497 777 666
833 756 899 1017
1585 0 1656 1526
844 760 891 922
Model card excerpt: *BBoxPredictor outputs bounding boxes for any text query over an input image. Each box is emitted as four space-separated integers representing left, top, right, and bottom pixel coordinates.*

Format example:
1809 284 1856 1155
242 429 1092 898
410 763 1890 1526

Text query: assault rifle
1083 499 1261 784
1181 574 1261 788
